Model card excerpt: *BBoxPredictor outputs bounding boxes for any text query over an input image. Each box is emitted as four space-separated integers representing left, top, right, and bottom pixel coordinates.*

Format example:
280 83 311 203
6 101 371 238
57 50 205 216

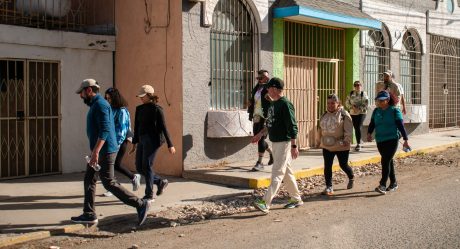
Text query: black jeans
114 140 134 180
135 134 162 199
376 139 398 187
351 114 366 144
253 119 268 153
322 149 354 187
83 152 144 216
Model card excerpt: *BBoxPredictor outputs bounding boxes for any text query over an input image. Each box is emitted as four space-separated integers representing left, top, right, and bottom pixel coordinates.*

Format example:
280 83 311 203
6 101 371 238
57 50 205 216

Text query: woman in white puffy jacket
316 94 355 196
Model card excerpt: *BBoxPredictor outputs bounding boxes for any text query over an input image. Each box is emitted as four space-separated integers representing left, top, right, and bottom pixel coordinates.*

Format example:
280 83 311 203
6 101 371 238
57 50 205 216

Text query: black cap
267 77 284 89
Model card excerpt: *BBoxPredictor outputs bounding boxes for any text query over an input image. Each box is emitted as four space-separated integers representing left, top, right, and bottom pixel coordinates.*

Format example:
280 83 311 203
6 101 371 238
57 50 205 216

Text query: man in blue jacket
71 79 150 226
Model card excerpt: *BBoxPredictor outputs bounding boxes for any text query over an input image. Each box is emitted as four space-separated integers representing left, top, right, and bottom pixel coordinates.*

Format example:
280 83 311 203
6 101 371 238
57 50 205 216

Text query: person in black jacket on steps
130 85 176 202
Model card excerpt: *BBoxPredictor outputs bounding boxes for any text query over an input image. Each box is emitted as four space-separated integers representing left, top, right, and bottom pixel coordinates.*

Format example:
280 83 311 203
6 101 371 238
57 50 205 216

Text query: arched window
210 0 259 110
400 29 422 105
364 27 391 105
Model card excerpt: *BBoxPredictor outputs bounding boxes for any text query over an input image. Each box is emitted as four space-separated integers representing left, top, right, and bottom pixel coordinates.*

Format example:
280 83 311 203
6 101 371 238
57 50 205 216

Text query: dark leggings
322 149 354 187
253 119 268 153
114 140 134 180
376 139 398 187
351 114 366 144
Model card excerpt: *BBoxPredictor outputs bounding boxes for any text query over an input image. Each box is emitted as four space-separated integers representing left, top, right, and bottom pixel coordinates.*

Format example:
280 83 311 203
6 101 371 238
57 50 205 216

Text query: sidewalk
184 129 460 188
1 129 460 241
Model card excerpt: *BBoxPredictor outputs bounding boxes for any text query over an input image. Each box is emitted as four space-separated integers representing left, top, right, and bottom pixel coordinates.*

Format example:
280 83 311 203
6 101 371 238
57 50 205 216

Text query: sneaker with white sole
321 186 334 196
71 213 98 224
354 144 362 152
251 162 264 172
103 191 113 197
283 199 304 209
375 185 387 195
386 183 398 192
132 174 141 191
253 199 269 214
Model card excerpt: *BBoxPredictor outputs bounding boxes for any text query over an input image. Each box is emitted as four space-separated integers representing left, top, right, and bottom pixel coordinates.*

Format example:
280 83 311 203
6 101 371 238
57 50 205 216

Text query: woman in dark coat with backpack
130 85 175 201
367 91 410 195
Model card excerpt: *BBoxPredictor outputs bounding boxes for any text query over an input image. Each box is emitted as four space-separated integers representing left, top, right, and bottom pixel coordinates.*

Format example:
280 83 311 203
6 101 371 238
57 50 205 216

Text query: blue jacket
112 107 132 146
86 94 118 154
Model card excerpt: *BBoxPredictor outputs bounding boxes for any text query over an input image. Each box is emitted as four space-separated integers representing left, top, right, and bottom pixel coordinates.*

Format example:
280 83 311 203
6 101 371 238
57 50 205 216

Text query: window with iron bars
210 0 259 110
400 30 422 105
0 0 114 35
363 29 390 106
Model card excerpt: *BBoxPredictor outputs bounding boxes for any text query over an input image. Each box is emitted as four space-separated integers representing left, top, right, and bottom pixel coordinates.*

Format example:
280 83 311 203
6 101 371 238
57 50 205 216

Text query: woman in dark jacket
130 85 175 201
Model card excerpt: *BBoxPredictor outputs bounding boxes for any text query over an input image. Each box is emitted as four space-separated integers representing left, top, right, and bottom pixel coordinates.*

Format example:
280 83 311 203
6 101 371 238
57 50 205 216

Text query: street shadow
0 200 122 211
0 195 83 203
0 221 72 232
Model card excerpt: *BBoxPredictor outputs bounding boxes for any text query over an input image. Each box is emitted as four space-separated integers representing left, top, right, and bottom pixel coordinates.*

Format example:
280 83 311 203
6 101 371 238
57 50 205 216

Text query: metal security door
0 60 27 178
317 60 338 120
0 59 60 179
284 56 317 149
429 36 460 129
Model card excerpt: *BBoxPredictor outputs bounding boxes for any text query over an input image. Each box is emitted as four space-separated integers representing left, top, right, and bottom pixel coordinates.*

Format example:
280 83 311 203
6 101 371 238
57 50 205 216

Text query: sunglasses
256 76 265 80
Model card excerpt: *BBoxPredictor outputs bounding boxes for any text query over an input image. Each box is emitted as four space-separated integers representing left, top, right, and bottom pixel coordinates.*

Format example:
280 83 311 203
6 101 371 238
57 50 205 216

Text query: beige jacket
316 107 353 151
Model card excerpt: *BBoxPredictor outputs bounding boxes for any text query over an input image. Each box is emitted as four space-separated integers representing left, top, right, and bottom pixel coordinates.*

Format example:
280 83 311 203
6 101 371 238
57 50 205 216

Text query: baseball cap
266 77 284 89
383 70 393 77
136 85 155 97
375 91 390 100
75 79 99 94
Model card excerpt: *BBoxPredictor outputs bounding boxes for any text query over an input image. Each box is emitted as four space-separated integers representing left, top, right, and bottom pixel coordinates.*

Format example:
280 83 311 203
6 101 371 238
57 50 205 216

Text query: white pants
263 141 301 207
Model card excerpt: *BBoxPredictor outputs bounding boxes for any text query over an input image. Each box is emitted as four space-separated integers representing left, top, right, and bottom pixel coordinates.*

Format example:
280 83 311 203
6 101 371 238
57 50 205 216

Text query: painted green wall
345 28 360 95
273 19 284 79
345 28 360 143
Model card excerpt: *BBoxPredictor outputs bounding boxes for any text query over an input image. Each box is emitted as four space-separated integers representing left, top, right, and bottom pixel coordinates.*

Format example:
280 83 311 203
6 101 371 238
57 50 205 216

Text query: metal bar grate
429 35 460 129
283 21 344 149
210 0 258 110
363 29 390 106
0 0 115 35
400 30 422 105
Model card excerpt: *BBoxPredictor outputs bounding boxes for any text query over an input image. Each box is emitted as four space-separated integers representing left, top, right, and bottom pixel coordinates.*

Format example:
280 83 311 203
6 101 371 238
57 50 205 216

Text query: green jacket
266 96 298 142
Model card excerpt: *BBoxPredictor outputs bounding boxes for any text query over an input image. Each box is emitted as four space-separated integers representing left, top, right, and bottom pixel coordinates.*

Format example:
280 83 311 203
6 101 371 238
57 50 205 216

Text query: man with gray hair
71 79 151 226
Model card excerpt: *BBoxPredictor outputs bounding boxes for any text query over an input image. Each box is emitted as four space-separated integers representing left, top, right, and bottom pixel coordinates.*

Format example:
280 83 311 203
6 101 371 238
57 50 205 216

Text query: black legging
114 140 134 180
253 119 268 153
376 139 398 187
322 149 354 187
351 114 366 144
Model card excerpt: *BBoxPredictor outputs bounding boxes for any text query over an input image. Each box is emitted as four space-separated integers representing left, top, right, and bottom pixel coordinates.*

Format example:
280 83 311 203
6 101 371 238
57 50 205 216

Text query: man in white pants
252 77 303 214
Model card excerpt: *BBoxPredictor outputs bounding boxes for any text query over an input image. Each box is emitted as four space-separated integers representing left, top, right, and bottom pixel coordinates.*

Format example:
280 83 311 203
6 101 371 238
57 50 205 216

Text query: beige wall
115 0 183 176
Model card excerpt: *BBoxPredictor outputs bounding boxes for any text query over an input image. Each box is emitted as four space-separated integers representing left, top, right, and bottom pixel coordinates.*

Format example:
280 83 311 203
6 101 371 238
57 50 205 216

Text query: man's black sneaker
375 185 387 195
156 179 168 196
386 183 399 192
71 213 98 224
137 200 151 226
267 154 274 166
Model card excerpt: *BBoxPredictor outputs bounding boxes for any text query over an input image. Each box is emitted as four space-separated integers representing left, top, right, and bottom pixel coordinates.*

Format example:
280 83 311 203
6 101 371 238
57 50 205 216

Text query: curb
248 141 460 189
0 224 90 248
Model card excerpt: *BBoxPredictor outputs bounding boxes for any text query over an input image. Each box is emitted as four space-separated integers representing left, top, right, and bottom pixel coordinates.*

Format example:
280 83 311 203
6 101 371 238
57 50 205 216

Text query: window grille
0 0 115 35
363 29 390 105
210 0 258 110
429 35 460 129
400 30 422 105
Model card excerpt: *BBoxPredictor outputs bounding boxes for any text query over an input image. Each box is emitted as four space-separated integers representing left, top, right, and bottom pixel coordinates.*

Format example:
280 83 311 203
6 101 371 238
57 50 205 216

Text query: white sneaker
132 174 141 191
251 162 264 172
103 191 113 197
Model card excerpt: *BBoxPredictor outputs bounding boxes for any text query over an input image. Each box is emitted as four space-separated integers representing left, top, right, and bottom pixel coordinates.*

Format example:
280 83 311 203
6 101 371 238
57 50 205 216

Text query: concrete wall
182 0 273 169
115 0 183 176
0 24 115 174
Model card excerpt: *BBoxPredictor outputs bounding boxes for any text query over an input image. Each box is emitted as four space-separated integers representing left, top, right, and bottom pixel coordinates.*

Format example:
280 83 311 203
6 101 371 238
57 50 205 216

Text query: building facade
1 0 459 179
